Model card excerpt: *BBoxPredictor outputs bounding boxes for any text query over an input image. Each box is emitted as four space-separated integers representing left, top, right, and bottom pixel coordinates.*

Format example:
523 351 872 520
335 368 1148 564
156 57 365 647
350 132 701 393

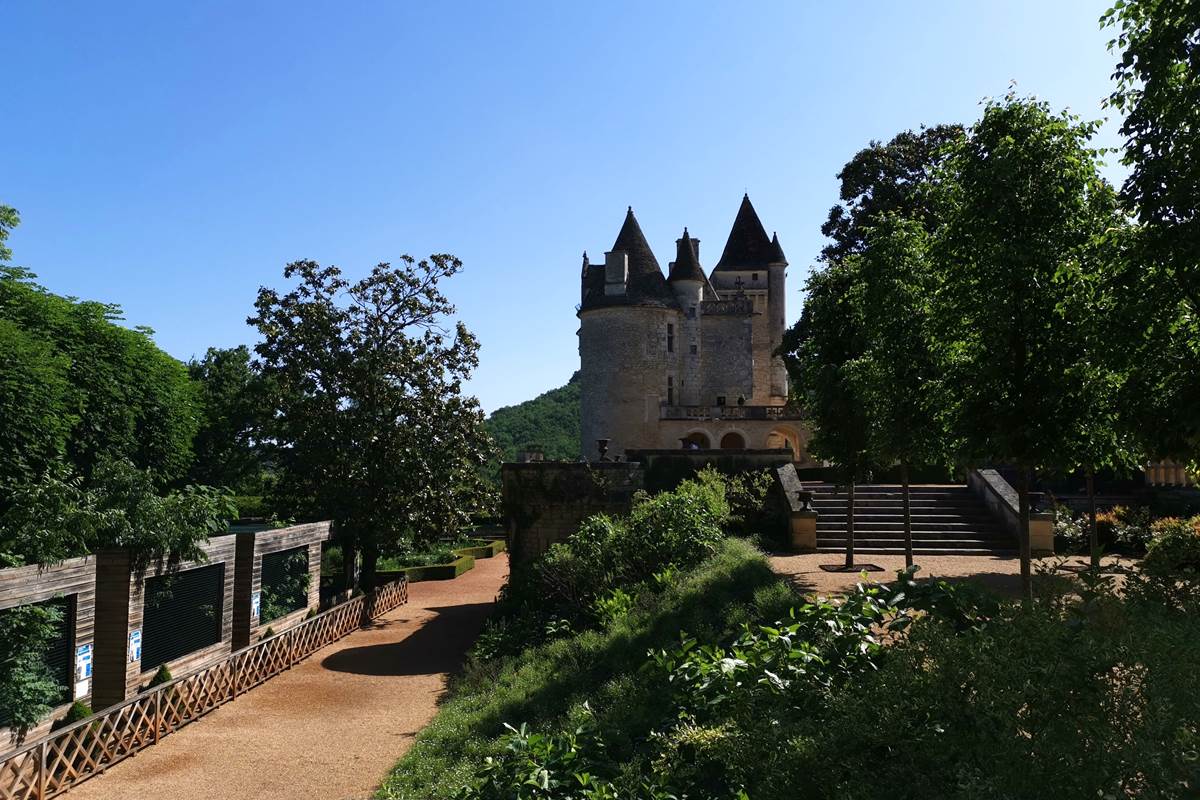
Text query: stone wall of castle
579 305 680 460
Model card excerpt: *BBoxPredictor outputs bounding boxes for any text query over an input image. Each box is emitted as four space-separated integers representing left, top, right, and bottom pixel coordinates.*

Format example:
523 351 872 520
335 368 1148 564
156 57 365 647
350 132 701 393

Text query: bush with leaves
0 601 66 729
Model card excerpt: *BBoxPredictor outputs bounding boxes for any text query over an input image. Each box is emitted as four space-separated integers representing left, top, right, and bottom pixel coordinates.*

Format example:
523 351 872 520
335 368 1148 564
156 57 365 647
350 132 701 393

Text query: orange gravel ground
769 551 1139 598
66 554 509 800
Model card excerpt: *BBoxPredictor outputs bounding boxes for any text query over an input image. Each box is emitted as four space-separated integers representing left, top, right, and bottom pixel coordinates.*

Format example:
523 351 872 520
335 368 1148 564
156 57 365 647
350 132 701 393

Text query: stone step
820 522 1008 534
817 535 1013 548
815 545 1019 556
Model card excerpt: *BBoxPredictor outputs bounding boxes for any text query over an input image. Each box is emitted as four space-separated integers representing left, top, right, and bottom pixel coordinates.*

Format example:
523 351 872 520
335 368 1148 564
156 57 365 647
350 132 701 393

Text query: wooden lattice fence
0 577 408 800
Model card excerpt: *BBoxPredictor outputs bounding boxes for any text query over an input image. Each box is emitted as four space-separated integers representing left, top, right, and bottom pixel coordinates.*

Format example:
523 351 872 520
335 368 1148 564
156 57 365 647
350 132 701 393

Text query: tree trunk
901 462 914 570
359 542 379 596
1087 468 1099 570
341 533 357 599
845 479 856 569
1017 466 1033 605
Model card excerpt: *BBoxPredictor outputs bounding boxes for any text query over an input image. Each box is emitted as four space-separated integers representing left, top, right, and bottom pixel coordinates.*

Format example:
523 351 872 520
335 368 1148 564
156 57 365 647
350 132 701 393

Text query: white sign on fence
128 629 142 663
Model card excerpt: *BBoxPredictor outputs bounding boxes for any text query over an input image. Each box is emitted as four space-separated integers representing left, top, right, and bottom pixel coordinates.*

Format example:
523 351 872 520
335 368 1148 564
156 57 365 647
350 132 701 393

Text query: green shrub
147 664 172 687
1053 504 1087 553
0 601 67 728
379 546 458 570
62 700 92 725
232 495 267 519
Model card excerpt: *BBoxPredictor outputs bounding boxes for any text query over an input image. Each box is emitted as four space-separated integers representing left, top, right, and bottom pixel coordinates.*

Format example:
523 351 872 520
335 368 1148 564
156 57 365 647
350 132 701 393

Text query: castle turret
578 207 681 460
668 229 708 406
708 194 787 405
768 232 788 398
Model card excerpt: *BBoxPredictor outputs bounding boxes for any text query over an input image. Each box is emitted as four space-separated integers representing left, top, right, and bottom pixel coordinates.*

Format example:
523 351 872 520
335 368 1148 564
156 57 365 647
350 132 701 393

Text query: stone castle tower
577 195 810 462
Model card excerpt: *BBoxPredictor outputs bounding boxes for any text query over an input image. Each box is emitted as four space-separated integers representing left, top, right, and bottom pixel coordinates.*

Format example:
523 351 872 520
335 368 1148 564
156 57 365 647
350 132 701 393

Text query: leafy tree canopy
820 123 965 264
249 256 496 589
1103 0 1200 466
0 458 235 570
187 345 268 494
0 263 199 489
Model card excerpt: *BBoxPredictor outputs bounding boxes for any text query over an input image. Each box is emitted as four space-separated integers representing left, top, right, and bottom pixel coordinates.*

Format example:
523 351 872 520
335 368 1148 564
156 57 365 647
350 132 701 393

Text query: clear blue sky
5 1 1125 413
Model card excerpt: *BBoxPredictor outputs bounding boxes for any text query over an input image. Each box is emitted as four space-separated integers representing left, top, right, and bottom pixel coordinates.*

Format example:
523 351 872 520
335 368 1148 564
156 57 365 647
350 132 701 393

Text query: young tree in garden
782 261 873 568
249 256 496 591
1103 0 1200 470
846 218 948 569
187 345 267 494
1057 221 1141 568
933 94 1120 601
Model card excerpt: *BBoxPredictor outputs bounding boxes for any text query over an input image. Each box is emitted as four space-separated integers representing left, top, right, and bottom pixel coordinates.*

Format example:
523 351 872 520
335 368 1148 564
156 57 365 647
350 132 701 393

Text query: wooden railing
0 577 408 800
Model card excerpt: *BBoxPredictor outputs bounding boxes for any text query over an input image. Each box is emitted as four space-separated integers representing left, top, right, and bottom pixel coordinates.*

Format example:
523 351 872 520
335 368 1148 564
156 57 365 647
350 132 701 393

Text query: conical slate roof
668 228 706 282
714 194 776 270
769 232 788 265
579 207 678 312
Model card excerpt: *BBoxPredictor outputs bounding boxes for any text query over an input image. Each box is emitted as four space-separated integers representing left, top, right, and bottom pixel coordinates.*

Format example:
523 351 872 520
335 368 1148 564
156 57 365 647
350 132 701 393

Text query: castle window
667 376 674 406
687 306 696 319
690 343 697 355
667 324 675 353
752 273 758 282
716 395 726 406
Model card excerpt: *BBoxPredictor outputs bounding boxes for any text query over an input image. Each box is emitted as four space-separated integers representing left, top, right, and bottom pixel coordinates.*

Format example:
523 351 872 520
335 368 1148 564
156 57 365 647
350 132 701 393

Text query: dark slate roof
579 207 679 312
769 232 788 266
714 194 776 270
668 229 707 282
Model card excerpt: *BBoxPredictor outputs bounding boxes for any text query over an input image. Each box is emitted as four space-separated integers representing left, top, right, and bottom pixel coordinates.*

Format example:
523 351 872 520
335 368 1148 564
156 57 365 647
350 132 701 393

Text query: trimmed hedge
381 555 477 583
453 539 506 560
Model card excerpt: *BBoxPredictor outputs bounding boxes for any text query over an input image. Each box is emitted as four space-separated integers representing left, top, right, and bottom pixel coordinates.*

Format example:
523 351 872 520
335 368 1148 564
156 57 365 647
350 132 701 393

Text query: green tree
0 318 73 488
187 345 267 493
847 218 948 568
0 601 64 729
249 256 496 591
0 265 199 487
1102 0 1200 470
820 124 964 263
782 261 873 568
0 205 17 263
0 458 235 570
932 94 1119 601
1056 220 1140 567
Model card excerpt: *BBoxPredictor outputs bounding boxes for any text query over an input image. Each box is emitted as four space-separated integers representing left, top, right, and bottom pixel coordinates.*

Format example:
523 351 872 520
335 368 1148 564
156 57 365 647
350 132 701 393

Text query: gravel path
769 551 1138 598
67 554 509 800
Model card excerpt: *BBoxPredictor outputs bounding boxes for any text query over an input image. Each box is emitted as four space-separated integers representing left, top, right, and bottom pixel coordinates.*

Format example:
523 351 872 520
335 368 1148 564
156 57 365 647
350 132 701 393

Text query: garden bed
451 539 506 560
379 555 476 583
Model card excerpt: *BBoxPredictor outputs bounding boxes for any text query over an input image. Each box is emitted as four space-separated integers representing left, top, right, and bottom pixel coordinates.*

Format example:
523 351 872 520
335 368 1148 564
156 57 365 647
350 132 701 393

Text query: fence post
38 740 47 800
154 691 161 744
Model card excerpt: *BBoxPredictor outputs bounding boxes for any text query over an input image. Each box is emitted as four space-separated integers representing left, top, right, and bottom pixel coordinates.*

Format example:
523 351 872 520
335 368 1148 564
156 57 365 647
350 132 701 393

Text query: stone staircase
808 484 1016 556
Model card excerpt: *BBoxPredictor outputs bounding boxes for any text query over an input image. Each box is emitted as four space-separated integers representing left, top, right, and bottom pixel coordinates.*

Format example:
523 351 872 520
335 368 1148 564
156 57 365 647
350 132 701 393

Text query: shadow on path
321 602 495 677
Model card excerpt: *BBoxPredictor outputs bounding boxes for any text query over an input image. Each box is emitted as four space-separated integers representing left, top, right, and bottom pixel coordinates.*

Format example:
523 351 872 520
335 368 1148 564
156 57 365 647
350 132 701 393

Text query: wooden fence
0 577 408 800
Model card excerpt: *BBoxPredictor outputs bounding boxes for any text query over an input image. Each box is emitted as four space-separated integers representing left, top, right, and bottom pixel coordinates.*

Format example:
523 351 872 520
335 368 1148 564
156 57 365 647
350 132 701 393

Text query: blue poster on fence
128 629 141 663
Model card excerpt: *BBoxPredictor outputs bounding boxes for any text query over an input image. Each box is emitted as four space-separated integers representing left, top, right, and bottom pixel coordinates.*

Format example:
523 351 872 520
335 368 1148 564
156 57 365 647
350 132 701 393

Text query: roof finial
582 250 589 266
682 226 690 237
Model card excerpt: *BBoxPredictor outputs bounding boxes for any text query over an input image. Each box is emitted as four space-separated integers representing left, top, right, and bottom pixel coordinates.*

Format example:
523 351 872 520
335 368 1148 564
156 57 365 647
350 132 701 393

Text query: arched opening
719 431 746 450
766 429 800 460
680 431 710 450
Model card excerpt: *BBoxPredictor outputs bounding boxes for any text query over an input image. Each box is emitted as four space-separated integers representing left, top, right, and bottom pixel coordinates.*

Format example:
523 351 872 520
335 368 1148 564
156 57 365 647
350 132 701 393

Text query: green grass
376 538 796 799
